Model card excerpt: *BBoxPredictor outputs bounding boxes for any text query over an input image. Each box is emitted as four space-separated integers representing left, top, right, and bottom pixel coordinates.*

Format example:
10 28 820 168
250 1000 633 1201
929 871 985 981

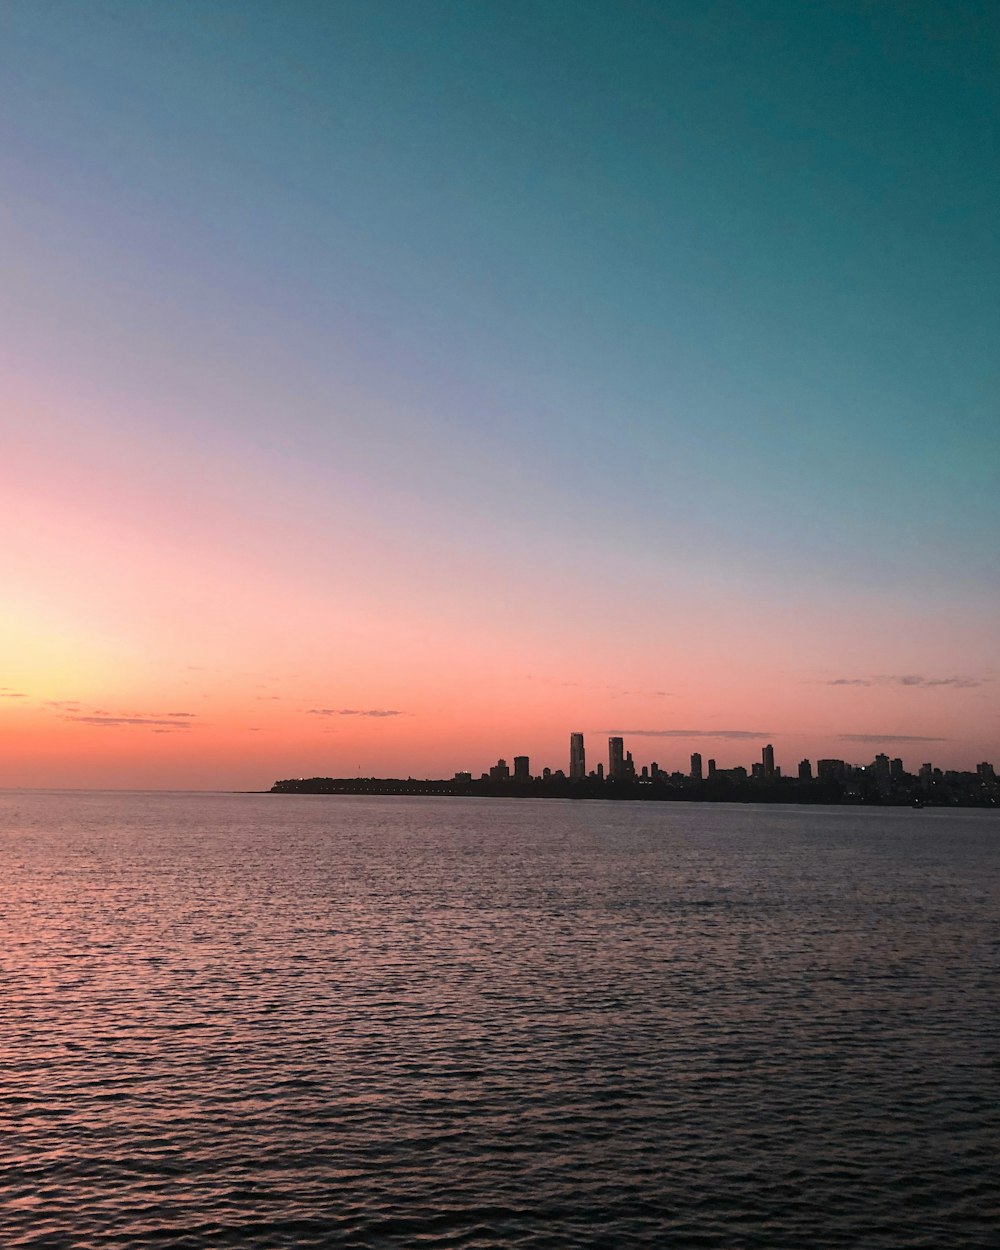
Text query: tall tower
513 755 530 783
608 736 625 780
763 743 775 780
690 752 703 782
569 732 586 780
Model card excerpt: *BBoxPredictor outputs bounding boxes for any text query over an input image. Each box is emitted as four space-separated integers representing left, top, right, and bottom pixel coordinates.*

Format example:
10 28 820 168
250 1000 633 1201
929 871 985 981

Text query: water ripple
1 792 998 1247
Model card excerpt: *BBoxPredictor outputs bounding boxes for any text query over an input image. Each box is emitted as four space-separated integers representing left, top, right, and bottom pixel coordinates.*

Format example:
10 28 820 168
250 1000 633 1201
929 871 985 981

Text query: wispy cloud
599 728 771 740
0 690 27 698
65 715 195 729
545 678 671 698
45 700 81 709
837 733 949 743
308 708 404 718
828 674 985 689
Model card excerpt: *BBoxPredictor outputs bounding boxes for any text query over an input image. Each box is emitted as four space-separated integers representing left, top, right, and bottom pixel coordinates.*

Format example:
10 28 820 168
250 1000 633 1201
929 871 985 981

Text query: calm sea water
1 792 997 1248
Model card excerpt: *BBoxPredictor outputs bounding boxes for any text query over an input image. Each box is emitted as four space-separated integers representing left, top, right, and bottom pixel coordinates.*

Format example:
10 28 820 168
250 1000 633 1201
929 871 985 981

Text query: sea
1 790 997 1249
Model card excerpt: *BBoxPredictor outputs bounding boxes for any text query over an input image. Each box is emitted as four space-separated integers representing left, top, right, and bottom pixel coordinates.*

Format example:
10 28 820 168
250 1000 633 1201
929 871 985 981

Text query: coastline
268 776 997 809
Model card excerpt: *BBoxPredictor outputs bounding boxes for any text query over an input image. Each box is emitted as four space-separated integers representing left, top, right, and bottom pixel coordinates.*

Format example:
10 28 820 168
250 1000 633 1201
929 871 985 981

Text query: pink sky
3 4 997 789
3 370 995 787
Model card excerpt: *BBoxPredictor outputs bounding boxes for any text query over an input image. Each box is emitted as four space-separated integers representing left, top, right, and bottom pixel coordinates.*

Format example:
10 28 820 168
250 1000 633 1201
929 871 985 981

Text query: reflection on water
1 792 997 1248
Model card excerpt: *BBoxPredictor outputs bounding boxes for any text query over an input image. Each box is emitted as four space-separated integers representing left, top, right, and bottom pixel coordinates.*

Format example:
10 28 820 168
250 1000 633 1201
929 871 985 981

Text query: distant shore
269 775 997 808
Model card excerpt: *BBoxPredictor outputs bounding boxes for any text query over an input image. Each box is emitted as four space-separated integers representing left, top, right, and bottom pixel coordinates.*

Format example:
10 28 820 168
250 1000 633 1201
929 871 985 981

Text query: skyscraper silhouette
609 737 625 780
570 733 586 780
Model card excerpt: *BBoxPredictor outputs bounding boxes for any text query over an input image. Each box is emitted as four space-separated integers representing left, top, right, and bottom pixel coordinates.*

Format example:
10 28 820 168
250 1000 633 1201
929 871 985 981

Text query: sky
1 0 997 788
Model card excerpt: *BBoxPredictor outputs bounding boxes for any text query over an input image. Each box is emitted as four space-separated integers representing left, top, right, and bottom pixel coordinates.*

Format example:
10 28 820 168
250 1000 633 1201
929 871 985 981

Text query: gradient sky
2 0 997 788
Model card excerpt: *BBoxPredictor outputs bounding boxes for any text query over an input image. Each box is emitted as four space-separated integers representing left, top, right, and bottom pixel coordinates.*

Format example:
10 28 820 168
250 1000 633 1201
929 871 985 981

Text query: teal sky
1 1 997 784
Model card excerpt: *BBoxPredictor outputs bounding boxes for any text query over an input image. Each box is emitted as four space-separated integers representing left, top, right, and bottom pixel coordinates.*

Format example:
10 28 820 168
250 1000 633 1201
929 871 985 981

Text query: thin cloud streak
599 728 771 739
837 733 949 743
308 708 405 718
65 715 195 729
829 675 985 689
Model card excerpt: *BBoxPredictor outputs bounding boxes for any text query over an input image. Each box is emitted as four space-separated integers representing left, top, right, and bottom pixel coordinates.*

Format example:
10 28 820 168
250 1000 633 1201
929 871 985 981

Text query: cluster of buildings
271 733 996 806
458 734 998 805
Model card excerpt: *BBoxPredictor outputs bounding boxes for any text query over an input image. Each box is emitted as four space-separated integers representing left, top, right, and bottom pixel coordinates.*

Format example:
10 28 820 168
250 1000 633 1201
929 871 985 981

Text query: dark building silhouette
818 759 847 783
272 718 997 810
569 732 586 780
